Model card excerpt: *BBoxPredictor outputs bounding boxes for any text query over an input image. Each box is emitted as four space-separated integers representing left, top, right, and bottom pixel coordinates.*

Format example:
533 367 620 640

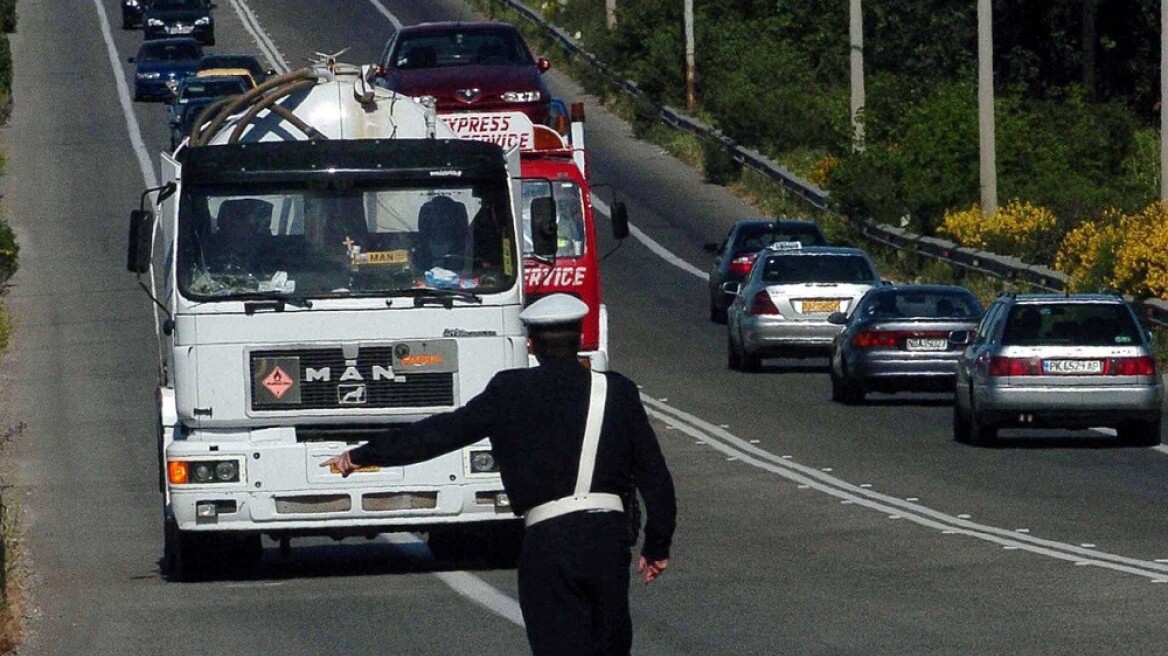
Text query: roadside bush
939 200 1058 265
0 219 16 285
1055 203 1168 299
0 0 14 34
0 35 10 95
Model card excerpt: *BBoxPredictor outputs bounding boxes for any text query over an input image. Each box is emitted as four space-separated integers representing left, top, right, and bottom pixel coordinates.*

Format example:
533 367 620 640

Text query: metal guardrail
491 0 1168 326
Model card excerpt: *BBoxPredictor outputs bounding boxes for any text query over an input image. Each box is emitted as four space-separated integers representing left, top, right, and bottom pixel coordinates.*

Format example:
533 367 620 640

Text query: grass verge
0 302 21 655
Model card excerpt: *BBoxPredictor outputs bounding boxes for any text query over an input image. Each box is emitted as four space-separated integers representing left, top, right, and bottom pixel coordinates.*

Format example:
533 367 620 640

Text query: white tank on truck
127 58 559 579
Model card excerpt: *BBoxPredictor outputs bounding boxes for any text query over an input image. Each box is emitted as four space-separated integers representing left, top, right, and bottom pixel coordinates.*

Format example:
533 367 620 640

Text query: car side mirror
530 196 557 258
826 311 848 325
721 281 740 295
1145 329 1157 345
128 57 137 64
610 201 629 240
127 209 155 274
881 279 894 286
537 57 551 73
950 330 974 346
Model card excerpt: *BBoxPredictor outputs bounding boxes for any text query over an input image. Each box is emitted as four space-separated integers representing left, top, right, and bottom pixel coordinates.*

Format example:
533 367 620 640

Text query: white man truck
127 61 559 579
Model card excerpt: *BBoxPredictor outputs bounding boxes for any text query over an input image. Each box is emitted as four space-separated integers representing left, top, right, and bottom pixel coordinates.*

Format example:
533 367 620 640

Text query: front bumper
144 24 213 43
167 439 513 533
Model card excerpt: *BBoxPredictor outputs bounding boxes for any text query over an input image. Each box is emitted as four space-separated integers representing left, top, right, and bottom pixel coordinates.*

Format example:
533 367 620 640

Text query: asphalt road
4 1 1168 654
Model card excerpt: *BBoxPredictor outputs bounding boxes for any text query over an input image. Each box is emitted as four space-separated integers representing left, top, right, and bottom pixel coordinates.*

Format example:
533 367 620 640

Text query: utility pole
977 0 998 214
606 0 616 29
849 0 865 152
1161 0 1167 200
684 0 695 111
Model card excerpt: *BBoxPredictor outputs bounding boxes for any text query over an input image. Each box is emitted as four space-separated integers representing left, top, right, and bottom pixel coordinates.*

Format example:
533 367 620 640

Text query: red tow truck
443 104 629 370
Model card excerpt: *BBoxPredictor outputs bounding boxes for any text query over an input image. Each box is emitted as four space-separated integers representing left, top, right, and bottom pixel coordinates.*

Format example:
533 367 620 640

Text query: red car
370 22 553 125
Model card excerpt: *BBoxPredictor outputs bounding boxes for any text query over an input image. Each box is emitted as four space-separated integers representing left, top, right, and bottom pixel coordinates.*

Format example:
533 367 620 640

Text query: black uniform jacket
350 360 677 560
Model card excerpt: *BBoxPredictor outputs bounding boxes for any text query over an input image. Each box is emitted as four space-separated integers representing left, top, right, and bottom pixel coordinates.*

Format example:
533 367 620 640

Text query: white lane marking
642 394 1168 581
361 0 404 30
380 533 525 627
91 0 157 188
227 0 290 73
592 196 709 281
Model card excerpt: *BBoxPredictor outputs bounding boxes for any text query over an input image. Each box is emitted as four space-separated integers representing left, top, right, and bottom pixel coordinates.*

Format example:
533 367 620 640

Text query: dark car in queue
122 0 149 29
726 244 881 372
827 284 983 404
953 293 1162 447
168 76 248 148
370 22 552 125
196 53 275 86
706 219 827 323
144 0 215 45
129 37 204 102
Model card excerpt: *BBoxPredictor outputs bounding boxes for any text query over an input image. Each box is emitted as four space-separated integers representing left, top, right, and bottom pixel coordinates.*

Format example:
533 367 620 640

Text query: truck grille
250 346 455 410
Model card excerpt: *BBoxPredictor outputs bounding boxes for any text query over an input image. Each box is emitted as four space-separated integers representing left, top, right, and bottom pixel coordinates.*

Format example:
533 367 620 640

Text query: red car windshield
392 29 534 70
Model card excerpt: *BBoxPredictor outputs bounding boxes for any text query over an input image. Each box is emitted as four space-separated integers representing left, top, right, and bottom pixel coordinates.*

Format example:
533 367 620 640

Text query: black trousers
517 511 633 656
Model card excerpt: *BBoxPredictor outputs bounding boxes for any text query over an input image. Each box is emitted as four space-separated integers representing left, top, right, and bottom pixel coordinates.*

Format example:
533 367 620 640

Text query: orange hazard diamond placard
252 356 300 406
263 366 294 399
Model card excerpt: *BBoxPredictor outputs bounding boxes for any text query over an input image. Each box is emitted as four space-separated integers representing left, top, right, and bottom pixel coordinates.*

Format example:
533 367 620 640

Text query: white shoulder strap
573 371 607 496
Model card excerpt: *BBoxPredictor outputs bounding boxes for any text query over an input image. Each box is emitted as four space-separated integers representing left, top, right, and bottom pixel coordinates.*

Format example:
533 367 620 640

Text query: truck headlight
501 90 541 103
469 450 499 473
168 459 243 485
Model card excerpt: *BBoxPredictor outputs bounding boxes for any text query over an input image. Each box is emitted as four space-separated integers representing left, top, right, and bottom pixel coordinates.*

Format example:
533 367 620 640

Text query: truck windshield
520 180 585 258
177 179 518 300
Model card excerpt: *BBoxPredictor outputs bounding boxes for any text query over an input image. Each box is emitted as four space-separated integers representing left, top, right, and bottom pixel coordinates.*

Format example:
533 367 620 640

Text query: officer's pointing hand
637 556 668 585
321 451 358 478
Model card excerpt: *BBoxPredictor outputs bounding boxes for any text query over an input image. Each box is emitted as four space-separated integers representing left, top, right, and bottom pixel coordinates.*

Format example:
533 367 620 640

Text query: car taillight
728 254 756 279
853 331 902 349
988 356 1039 376
1107 356 1156 376
750 290 780 315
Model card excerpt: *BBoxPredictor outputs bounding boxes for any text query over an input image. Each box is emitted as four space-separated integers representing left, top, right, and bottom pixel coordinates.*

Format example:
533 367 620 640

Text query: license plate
905 338 947 351
1043 359 1103 375
168 25 193 34
801 299 839 313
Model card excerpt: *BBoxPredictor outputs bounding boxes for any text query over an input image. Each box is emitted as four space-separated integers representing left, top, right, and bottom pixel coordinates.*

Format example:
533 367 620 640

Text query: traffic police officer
323 294 677 656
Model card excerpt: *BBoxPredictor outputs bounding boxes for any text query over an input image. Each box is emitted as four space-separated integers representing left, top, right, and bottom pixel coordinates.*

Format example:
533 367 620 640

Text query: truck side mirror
530 196 557 258
127 209 154 274
610 201 629 240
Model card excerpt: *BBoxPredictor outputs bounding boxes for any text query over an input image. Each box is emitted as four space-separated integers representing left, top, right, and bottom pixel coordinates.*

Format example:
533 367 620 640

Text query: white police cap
520 293 589 326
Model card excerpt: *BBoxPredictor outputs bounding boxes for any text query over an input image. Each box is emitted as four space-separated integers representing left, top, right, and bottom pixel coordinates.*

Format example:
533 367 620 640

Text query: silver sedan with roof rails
726 243 881 372
954 292 1163 446
828 284 984 404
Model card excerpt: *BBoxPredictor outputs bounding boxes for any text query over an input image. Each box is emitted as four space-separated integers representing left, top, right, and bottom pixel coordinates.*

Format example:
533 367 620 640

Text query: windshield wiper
234 292 314 314
388 287 483 308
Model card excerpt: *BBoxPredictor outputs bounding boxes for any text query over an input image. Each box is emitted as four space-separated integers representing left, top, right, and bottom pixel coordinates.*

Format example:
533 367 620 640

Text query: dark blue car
143 0 215 45
129 37 204 102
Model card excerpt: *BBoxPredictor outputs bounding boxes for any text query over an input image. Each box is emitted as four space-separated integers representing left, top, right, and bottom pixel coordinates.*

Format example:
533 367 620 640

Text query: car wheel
831 361 864 404
710 299 727 324
952 400 971 444
164 517 262 581
1117 418 1161 447
727 332 741 370
966 399 997 447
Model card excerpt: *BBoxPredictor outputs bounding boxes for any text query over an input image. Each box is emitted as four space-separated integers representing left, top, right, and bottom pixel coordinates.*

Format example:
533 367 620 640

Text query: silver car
726 244 881 371
828 285 984 404
954 293 1163 446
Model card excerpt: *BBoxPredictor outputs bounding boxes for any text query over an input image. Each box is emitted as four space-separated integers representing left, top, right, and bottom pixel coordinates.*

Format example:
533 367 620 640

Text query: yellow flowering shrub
1110 203 1168 299
808 154 837 189
938 200 1058 264
1055 202 1168 299
1055 209 1124 292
